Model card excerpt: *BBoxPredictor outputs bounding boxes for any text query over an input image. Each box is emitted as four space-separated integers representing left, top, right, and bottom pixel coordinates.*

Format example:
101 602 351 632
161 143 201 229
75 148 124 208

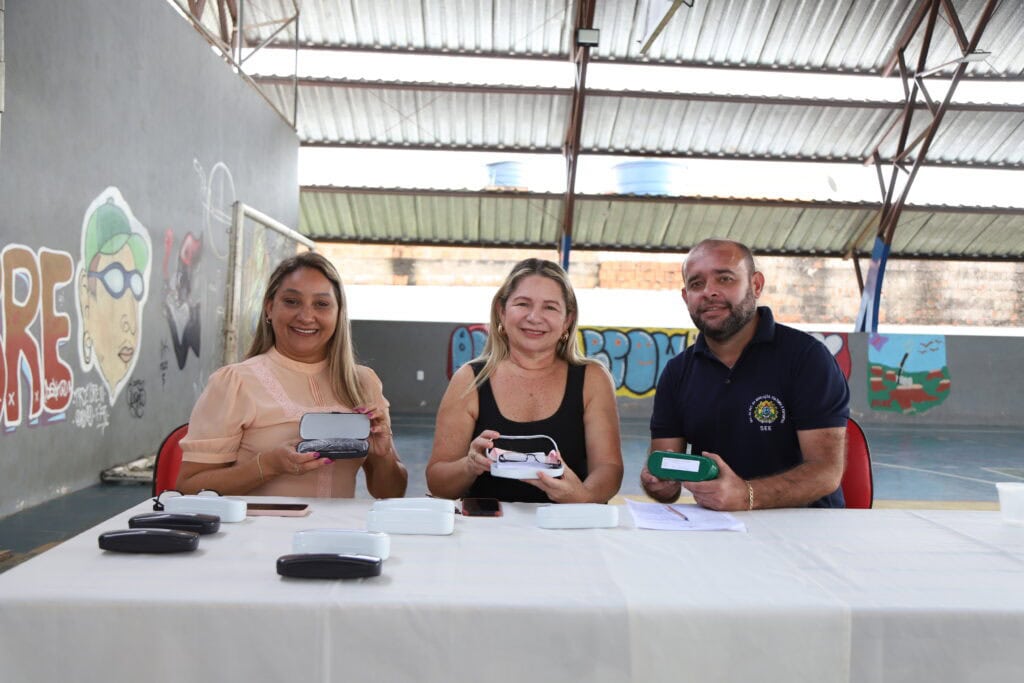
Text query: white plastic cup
995 482 1024 525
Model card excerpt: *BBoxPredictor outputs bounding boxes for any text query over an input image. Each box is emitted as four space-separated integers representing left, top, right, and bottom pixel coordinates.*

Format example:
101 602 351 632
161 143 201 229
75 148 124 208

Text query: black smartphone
246 503 312 517
461 497 502 517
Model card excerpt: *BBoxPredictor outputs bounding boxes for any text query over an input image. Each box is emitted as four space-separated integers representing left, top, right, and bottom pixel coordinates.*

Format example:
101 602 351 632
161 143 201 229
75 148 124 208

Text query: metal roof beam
881 0 933 78
559 0 597 271
881 0 999 245
271 43 1024 82
298 141 1024 171
255 76 570 96
303 185 1024 215
253 76 1024 114
304 234 1024 263
856 0 1001 331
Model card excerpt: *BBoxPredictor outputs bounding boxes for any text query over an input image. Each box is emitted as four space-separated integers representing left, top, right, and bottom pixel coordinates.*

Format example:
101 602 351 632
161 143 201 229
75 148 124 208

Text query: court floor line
981 467 1024 480
873 462 1006 486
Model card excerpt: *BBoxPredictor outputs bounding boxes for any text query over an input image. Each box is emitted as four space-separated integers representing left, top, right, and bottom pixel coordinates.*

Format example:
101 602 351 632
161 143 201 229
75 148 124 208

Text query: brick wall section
320 244 1024 326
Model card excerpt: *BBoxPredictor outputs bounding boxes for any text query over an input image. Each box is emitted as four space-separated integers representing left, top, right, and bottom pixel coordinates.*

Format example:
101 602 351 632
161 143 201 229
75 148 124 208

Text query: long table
1 499 1023 682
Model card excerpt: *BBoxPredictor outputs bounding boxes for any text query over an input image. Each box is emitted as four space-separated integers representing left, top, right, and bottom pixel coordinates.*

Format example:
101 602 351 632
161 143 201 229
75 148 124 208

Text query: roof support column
855 0 998 332
559 1 597 272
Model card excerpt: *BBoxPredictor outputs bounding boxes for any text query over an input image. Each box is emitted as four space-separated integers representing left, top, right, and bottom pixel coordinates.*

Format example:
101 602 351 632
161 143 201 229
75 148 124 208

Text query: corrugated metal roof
206 1 1024 77
256 78 1024 168
301 188 564 245
231 0 573 54
583 96 1024 167
173 1 1024 260
257 81 570 149
594 0 1021 77
301 187 1024 260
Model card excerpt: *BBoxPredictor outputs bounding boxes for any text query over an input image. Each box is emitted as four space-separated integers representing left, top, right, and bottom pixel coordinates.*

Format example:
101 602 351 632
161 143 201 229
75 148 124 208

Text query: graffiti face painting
75 188 152 405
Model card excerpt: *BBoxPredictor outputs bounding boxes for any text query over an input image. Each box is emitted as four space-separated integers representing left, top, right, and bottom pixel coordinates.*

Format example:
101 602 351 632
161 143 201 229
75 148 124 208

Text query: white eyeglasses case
371 497 456 515
293 529 391 560
163 495 248 522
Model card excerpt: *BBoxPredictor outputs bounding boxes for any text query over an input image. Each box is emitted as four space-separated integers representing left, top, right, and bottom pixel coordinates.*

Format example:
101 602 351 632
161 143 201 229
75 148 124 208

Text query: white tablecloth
1 500 1022 682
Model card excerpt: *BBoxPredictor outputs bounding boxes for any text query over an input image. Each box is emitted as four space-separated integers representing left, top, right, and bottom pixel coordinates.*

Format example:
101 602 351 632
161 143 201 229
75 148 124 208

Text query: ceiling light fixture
917 50 995 79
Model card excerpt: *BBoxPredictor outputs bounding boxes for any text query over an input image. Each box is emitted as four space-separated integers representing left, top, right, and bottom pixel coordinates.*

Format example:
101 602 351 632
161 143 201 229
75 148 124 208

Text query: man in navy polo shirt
641 239 849 509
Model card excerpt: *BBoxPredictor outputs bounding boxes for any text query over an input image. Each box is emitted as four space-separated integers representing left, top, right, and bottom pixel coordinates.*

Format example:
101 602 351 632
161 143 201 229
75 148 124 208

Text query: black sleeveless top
467 361 589 503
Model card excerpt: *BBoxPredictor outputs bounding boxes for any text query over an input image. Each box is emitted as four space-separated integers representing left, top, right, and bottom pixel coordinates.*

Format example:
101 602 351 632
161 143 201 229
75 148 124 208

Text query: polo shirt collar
693 305 776 357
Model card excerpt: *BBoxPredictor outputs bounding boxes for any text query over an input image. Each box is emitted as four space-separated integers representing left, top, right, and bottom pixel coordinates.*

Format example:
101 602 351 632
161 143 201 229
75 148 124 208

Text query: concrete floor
2 415 1019 572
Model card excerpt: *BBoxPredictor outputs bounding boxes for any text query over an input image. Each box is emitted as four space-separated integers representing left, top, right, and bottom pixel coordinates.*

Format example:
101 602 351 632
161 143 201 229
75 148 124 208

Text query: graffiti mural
127 378 146 418
0 245 76 430
237 227 273 357
195 159 236 261
71 381 110 430
809 332 851 380
162 229 202 369
582 327 693 398
74 188 153 405
867 334 951 414
448 324 489 378
446 324 695 398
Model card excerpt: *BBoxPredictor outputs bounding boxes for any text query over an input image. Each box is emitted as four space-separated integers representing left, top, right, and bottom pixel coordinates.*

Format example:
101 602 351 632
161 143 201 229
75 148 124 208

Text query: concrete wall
0 0 298 517
352 320 1024 429
324 243 1024 329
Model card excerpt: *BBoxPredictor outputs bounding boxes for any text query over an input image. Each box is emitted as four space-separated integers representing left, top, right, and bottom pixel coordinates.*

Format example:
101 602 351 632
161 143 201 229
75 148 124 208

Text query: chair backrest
153 423 189 496
842 417 873 509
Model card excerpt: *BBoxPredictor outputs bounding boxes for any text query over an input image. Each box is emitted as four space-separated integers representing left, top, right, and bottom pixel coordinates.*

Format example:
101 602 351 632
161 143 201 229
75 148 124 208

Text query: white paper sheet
625 500 746 531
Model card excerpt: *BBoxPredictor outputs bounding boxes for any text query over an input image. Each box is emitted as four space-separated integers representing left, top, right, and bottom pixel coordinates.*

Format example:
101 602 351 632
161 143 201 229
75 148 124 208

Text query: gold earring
560 331 570 343
266 317 271 324
497 323 505 336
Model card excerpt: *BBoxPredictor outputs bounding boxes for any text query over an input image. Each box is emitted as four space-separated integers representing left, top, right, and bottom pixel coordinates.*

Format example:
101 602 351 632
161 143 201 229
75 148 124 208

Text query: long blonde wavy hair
247 251 365 406
471 258 593 390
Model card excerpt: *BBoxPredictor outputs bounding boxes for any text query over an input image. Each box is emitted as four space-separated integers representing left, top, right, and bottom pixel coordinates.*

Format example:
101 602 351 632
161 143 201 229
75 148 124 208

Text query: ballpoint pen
664 505 689 521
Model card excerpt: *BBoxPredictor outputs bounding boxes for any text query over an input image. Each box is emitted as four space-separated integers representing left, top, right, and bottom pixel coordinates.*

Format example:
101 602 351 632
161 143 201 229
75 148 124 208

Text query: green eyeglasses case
647 451 719 482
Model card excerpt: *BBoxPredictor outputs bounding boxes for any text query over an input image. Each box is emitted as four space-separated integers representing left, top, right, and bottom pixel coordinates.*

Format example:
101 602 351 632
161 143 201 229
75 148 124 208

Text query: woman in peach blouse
176 252 407 498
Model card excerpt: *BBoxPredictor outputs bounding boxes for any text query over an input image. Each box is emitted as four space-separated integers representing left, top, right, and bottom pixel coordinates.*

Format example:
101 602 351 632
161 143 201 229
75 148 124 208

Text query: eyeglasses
152 489 220 511
89 263 145 300
487 434 560 464
495 450 550 464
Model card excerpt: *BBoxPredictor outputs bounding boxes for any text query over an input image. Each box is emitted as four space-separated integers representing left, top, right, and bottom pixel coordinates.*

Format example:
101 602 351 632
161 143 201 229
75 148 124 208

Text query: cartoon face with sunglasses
76 190 152 404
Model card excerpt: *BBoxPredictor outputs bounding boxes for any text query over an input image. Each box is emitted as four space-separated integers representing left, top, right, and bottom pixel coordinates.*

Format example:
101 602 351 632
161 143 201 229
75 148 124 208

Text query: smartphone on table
246 503 312 517
461 498 502 517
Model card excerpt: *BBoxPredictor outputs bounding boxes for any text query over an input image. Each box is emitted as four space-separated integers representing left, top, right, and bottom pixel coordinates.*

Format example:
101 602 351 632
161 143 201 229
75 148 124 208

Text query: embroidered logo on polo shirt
748 395 786 432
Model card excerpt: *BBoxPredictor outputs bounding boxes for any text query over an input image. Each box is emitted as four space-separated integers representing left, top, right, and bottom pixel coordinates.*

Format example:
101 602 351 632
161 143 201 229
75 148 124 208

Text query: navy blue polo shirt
650 307 849 508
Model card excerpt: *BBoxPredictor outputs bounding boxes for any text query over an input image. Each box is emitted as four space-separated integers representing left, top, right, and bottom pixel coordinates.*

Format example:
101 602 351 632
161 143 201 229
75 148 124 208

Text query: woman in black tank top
426 259 623 504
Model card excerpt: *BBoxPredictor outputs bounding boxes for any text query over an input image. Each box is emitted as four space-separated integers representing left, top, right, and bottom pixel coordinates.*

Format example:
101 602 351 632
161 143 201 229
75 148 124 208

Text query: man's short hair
682 239 756 280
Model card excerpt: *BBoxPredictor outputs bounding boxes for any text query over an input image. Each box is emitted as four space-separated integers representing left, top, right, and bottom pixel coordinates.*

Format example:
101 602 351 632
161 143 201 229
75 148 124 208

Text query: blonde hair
471 258 593 390
247 251 365 406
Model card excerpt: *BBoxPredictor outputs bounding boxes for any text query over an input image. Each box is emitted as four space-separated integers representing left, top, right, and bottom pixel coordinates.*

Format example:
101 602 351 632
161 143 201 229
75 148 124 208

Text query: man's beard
693 288 757 342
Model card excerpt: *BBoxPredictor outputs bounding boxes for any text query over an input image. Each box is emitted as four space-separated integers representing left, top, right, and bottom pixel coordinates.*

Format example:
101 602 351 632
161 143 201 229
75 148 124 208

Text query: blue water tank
614 160 680 196
486 161 526 188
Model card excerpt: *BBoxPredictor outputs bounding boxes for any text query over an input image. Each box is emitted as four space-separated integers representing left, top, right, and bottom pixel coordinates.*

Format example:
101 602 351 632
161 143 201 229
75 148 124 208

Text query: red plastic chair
153 423 189 496
842 418 873 509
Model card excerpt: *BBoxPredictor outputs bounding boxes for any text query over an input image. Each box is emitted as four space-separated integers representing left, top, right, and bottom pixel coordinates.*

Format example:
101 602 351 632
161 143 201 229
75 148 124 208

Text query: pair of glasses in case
486 434 564 480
